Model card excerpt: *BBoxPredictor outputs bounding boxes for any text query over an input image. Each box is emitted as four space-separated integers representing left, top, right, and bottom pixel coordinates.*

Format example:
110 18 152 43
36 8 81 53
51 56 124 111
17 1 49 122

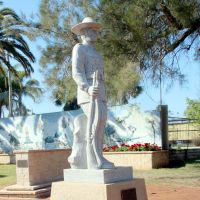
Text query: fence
168 117 200 148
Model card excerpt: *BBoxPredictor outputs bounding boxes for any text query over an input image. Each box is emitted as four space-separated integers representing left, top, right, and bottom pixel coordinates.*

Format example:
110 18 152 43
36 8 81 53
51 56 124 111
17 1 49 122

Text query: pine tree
26 0 141 106
94 0 200 84
27 0 200 106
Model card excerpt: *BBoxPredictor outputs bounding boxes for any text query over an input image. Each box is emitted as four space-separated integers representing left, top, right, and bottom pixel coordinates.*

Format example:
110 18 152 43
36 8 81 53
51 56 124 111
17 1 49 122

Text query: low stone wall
14 149 71 186
169 148 200 161
104 151 169 170
0 154 16 164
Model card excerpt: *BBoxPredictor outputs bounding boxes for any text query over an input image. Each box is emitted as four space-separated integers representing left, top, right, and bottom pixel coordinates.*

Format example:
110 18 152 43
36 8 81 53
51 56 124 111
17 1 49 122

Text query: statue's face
80 28 98 43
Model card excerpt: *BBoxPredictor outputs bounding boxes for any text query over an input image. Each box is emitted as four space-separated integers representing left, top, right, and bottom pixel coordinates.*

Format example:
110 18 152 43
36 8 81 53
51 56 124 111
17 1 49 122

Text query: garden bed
104 150 169 170
0 154 16 164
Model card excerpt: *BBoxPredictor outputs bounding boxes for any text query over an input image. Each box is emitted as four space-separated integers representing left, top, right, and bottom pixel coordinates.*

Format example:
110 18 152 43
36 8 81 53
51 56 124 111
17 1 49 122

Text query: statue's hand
88 86 99 97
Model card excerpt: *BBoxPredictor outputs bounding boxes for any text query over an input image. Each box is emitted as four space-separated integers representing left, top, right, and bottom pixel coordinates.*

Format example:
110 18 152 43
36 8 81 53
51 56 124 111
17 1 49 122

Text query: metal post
159 66 162 105
160 105 169 150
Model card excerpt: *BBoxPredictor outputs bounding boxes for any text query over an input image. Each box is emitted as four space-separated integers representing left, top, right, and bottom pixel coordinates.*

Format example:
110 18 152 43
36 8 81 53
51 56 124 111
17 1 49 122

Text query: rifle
86 70 101 168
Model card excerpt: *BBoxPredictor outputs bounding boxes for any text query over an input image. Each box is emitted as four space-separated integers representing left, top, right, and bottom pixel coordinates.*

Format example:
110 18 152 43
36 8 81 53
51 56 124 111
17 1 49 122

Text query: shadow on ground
168 160 186 168
0 175 7 178
168 158 200 168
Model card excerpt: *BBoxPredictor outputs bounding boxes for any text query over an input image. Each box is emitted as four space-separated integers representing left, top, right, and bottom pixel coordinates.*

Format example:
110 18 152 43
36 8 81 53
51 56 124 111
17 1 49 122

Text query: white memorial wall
0 104 161 153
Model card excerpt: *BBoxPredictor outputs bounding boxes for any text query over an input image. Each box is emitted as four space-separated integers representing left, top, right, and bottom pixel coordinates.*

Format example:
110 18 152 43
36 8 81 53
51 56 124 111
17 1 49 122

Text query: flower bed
103 143 169 170
103 143 161 152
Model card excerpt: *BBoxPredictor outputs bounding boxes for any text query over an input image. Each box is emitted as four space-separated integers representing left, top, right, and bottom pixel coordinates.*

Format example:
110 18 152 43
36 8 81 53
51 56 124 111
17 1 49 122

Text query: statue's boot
86 138 99 169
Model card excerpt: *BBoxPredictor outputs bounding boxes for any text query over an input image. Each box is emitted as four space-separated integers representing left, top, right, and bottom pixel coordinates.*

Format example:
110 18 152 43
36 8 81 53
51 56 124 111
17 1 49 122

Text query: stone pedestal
14 149 71 186
51 167 148 200
0 184 51 200
51 179 147 200
0 149 71 200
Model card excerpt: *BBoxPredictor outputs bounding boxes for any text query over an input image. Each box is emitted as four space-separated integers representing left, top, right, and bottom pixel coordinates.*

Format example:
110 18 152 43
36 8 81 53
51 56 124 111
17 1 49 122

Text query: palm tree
0 1 36 116
0 1 35 76
0 70 43 117
12 71 43 116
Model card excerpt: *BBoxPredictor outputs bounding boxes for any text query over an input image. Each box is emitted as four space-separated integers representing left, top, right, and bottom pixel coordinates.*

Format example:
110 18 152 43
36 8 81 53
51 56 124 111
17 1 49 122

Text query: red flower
111 145 118 150
103 143 161 152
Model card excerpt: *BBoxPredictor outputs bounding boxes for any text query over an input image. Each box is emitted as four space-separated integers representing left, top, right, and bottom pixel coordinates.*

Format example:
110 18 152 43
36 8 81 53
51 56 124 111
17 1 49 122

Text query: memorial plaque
121 188 137 200
17 160 28 168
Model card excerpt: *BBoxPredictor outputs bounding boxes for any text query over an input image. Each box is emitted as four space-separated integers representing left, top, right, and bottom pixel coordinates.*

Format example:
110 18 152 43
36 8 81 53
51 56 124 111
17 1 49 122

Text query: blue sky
3 0 200 117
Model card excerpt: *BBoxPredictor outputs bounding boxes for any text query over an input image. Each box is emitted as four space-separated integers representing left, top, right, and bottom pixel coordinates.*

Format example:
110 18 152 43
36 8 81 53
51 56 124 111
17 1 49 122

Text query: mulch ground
41 184 200 200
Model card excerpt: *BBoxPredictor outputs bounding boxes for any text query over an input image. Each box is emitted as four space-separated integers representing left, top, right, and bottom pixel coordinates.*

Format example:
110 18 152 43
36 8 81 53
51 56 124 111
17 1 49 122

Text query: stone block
64 167 133 184
0 186 51 200
0 154 16 164
14 149 71 186
50 179 148 200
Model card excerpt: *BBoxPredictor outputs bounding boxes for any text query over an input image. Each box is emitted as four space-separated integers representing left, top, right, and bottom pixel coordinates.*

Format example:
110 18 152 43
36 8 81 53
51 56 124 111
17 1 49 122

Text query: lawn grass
0 165 16 188
0 159 200 189
135 159 200 187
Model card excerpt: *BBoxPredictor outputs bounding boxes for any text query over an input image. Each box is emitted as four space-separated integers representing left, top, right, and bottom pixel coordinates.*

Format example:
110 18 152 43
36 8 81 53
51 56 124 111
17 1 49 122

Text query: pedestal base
0 183 51 200
51 179 148 200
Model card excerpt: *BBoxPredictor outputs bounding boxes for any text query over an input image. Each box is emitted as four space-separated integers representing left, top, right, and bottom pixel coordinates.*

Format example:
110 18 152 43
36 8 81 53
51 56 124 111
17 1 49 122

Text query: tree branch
167 19 200 53
160 2 183 30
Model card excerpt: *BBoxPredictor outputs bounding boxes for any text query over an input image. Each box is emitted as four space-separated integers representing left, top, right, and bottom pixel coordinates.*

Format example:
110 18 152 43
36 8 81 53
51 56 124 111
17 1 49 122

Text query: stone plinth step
0 186 51 200
64 166 133 184
5 183 51 191
0 198 38 200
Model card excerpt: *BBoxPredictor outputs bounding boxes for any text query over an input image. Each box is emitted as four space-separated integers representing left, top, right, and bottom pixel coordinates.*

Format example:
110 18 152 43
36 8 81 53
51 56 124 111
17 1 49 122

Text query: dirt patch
147 184 200 200
41 184 200 200
1 183 200 200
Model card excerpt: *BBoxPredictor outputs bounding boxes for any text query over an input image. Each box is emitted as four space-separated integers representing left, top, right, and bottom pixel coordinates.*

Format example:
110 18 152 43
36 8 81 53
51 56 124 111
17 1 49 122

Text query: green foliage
0 2 35 76
63 98 80 111
0 70 43 117
26 0 142 106
185 98 200 126
27 0 200 106
93 0 200 85
34 0 81 105
11 71 43 116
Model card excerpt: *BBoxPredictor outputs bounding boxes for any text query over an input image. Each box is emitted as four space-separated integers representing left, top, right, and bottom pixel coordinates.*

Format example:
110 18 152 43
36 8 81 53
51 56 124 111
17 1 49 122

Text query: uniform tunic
72 43 107 105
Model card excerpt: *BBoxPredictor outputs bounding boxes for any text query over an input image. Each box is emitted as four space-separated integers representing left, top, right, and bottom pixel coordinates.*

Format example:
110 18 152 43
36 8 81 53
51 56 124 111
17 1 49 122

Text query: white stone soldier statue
68 17 114 169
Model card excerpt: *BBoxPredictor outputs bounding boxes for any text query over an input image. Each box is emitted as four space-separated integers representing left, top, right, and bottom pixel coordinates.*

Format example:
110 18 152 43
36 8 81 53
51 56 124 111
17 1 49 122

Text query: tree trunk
18 94 22 116
8 69 13 117
0 102 3 118
0 106 2 118
121 92 128 105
